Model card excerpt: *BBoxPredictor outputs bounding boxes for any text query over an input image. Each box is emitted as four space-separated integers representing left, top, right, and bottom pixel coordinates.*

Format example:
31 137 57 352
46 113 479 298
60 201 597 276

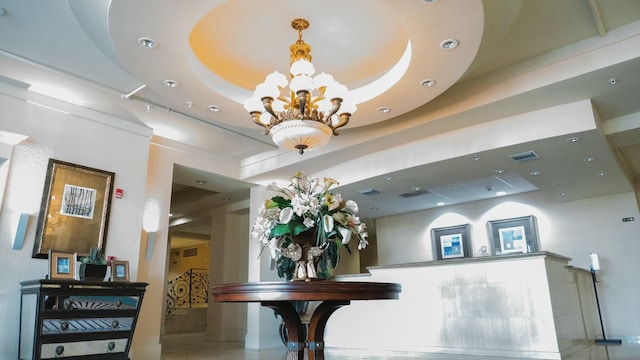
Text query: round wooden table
211 281 401 360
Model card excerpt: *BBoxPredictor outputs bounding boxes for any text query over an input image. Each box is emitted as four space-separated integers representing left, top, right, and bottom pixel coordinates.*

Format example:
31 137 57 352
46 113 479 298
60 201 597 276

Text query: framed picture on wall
431 224 472 260
487 215 539 256
33 159 115 259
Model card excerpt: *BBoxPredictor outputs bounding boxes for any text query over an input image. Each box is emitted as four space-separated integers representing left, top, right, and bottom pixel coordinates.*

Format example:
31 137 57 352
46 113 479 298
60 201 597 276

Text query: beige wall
136 138 244 358
168 242 210 280
0 89 151 358
375 190 640 338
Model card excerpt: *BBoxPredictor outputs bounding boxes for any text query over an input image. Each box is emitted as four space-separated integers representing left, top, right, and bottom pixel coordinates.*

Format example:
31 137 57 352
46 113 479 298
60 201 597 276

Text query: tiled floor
161 332 639 360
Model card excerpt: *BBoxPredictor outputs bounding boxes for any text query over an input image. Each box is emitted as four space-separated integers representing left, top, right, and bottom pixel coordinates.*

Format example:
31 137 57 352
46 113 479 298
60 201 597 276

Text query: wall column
244 185 282 350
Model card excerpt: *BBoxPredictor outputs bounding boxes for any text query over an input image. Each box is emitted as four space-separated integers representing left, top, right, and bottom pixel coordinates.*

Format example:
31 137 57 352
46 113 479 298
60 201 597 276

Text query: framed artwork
112 260 130 282
33 159 115 259
431 224 471 260
48 250 76 280
487 215 539 255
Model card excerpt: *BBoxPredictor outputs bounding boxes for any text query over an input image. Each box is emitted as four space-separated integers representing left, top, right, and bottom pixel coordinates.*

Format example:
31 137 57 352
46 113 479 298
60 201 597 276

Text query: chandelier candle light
243 18 357 154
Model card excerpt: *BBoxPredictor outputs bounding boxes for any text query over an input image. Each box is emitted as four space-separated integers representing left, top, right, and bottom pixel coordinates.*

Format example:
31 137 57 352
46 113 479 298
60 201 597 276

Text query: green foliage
271 221 309 238
276 256 296 281
81 246 106 265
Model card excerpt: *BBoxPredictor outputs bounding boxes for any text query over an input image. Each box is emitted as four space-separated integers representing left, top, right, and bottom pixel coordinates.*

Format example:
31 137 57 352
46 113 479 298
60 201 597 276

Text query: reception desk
325 252 600 360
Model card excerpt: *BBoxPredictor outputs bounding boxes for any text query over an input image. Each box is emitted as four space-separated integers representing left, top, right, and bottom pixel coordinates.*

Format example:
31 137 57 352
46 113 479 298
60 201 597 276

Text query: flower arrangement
252 172 368 280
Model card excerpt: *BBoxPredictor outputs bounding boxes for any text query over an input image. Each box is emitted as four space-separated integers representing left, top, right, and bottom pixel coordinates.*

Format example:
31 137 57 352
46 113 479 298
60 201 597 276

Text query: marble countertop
366 251 573 271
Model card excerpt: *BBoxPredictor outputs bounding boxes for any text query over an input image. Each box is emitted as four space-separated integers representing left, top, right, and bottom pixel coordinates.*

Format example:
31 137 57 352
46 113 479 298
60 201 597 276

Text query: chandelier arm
262 97 279 119
296 90 309 120
277 95 291 105
330 113 351 136
323 98 343 124
250 112 271 134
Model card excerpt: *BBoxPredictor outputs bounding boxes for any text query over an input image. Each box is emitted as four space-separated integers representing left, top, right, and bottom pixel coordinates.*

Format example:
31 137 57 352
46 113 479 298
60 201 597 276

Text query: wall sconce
12 213 30 250
145 231 156 261
590 253 600 271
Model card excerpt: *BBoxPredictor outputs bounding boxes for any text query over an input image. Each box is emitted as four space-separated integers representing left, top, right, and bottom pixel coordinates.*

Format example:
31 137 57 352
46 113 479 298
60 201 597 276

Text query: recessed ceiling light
436 202 445 206
496 191 507 196
195 180 206 184
584 156 595 162
168 213 173 217
186 101 193 109
472 156 481 161
137 37 156 49
530 170 541 176
377 107 390 113
420 79 436 87
566 136 580 143
608 77 617 85
208 105 220 112
412 186 422 192
384 175 393 181
440 39 459 50
162 80 178 88
495 169 505 174
597 171 608 176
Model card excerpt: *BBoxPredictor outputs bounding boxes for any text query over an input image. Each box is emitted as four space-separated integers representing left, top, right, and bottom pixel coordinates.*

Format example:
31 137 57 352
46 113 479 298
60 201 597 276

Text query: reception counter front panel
325 252 599 359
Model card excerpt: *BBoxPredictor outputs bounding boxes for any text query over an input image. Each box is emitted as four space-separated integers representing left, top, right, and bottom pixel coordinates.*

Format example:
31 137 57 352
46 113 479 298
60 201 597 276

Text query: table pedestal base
263 300 350 360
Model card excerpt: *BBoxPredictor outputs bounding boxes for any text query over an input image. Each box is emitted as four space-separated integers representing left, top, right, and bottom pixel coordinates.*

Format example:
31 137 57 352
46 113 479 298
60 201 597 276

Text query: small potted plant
78 246 108 281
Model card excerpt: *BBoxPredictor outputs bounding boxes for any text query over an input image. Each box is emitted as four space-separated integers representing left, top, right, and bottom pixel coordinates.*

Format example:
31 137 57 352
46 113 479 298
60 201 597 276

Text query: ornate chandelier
243 18 356 154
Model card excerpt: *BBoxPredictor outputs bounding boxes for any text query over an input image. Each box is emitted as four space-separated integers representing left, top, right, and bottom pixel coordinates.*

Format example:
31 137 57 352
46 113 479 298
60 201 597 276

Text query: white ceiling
1 0 639 243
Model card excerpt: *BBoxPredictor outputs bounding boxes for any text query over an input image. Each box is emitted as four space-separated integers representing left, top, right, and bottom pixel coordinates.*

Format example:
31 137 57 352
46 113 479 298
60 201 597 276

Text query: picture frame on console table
431 224 472 260
487 215 539 255
48 250 77 280
112 260 130 282
33 159 115 259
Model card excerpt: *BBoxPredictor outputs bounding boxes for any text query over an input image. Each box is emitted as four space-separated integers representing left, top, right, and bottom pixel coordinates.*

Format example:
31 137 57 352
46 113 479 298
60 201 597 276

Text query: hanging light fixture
243 18 356 154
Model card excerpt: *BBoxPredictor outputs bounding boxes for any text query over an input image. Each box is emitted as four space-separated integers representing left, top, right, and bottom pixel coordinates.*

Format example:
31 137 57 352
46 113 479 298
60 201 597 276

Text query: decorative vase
79 263 108 281
278 231 339 281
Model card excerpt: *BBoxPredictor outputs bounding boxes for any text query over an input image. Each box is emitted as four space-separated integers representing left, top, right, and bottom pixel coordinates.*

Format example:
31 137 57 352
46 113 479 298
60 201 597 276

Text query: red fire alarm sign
115 188 123 198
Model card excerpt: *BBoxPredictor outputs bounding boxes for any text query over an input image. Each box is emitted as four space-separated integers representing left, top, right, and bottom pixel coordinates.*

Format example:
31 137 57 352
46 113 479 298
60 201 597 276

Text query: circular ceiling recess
101 0 485 129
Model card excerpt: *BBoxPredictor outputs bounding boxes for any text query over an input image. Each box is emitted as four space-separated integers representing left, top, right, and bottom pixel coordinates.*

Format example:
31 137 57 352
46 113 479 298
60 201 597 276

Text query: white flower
279 207 293 224
358 238 369 250
303 217 315 228
338 226 352 245
323 214 334 233
345 199 359 214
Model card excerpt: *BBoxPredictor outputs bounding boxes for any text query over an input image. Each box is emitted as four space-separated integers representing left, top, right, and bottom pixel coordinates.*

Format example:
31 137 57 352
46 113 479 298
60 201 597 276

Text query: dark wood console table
211 281 401 360
20 279 147 359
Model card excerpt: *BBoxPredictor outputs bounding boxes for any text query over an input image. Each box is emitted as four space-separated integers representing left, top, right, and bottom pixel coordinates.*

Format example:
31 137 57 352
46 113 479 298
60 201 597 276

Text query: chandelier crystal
243 18 356 154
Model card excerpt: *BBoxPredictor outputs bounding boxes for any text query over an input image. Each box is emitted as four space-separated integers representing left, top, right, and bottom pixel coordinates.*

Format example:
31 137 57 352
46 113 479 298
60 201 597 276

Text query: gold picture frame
112 260 130 282
33 159 115 259
48 250 76 279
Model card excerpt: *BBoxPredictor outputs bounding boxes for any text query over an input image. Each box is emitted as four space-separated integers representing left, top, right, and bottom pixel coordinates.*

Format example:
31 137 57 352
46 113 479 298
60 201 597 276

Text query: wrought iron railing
165 268 209 316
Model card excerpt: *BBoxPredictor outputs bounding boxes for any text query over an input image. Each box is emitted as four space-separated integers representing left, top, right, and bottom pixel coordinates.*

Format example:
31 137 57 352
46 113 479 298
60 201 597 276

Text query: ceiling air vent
357 188 380 196
398 189 431 198
509 150 540 163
